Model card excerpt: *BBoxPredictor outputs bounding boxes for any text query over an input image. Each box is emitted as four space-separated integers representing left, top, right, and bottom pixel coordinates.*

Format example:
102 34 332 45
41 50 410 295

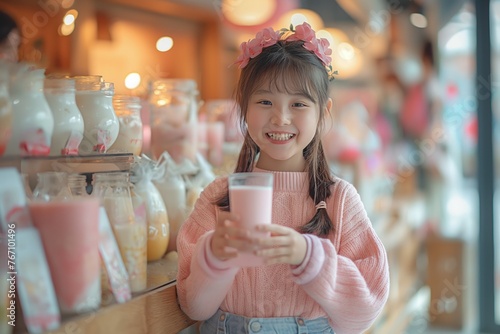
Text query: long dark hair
217 40 335 237
0 11 18 44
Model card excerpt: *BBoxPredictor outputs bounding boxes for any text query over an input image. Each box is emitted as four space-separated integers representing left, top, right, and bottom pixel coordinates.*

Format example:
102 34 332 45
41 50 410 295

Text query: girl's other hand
211 210 255 261
254 224 307 266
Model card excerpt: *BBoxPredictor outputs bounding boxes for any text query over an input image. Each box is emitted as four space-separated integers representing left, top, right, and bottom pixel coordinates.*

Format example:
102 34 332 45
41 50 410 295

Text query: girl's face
246 82 331 172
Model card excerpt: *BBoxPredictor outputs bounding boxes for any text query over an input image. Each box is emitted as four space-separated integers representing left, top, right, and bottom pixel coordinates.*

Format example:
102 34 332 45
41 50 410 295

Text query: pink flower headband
234 22 337 80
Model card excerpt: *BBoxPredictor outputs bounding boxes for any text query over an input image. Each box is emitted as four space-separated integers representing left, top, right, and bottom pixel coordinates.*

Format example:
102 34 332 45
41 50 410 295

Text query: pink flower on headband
256 27 280 47
233 22 336 80
234 27 280 69
286 22 316 44
303 37 332 66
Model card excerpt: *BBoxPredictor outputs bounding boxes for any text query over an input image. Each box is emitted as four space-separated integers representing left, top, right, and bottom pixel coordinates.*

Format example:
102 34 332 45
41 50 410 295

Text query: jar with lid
5 62 53 156
107 95 143 155
32 172 72 202
92 172 147 293
44 77 84 156
0 61 12 156
68 174 89 197
149 79 199 163
21 173 33 201
74 76 119 154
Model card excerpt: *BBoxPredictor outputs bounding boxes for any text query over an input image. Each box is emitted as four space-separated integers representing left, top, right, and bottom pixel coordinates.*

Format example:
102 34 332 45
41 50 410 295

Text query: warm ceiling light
317 28 349 50
63 14 75 25
222 0 277 26
124 73 141 90
67 9 79 19
58 22 75 36
274 9 324 31
410 13 428 28
156 37 174 52
338 42 355 60
335 45 363 79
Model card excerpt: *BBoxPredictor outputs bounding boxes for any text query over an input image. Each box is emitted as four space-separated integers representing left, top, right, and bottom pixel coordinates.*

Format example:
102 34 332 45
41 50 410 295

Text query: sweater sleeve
176 178 240 321
291 182 390 334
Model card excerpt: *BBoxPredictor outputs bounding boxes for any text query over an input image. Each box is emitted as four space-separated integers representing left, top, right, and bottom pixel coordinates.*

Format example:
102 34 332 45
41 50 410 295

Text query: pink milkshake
29 198 101 314
227 173 273 267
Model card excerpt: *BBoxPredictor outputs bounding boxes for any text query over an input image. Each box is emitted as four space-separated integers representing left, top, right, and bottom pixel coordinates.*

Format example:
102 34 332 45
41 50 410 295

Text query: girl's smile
266 132 296 143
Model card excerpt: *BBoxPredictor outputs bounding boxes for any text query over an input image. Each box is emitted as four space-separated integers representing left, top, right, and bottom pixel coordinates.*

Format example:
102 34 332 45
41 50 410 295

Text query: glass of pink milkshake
227 172 273 267
28 197 101 315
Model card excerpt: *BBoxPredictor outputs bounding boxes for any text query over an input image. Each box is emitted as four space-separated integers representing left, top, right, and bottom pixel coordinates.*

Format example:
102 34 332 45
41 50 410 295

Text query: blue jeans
200 309 334 334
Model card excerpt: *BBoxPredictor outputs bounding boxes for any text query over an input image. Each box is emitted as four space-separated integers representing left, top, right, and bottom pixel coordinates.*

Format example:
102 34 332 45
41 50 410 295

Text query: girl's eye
292 102 307 108
258 100 272 106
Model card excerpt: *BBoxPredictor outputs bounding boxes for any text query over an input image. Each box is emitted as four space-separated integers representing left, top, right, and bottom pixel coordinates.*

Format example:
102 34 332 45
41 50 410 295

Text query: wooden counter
15 255 196 334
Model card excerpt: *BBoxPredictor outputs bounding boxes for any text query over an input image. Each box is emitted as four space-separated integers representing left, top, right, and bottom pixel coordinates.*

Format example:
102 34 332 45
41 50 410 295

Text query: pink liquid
207 122 224 167
150 123 197 162
29 198 101 314
227 185 272 267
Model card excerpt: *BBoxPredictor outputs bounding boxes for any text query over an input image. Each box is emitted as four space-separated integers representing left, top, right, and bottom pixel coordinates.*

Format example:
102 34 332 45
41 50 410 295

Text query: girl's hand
254 224 307 266
210 211 255 261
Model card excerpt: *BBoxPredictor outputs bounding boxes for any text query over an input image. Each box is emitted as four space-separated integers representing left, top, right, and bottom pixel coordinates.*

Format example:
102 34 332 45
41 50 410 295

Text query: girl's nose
271 107 291 126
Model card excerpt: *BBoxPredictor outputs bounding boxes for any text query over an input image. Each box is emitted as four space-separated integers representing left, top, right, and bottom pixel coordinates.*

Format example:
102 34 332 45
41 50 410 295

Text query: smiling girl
177 23 389 334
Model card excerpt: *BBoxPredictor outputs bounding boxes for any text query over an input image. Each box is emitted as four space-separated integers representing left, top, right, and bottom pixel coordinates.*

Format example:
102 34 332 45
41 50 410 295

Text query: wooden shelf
0 153 134 175
14 256 195 334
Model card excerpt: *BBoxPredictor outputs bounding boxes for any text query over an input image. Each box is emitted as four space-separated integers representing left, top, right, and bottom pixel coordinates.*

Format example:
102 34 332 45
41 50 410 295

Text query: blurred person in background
0 10 20 62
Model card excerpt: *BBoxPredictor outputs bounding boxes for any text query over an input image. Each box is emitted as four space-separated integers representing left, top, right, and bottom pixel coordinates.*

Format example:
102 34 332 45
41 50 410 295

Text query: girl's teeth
267 133 293 141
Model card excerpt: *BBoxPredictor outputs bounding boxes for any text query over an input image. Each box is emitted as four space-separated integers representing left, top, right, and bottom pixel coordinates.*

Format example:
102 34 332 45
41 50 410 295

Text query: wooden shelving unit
14 257 195 334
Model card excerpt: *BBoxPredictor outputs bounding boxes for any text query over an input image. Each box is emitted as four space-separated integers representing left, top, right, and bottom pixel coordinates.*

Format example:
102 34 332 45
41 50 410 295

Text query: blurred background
0 0 498 333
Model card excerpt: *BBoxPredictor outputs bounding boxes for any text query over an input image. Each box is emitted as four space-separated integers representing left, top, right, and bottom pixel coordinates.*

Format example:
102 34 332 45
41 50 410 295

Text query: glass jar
5 62 54 156
132 179 170 262
149 79 199 163
21 173 33 201
68 174 89 197
44 77 84 156
107 95 143 156
0 61 12 157
92 172 147 293
74 76 119 154
32 172 72 202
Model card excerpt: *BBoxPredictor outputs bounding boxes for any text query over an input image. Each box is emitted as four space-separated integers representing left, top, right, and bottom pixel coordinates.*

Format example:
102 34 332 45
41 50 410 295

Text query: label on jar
19 128 50 156
93 129 111 153
98 207 132 304
16 228 61 332
61 131 84 155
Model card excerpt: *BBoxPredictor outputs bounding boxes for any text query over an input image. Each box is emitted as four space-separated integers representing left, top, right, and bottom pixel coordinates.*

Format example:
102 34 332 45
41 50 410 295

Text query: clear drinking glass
226 172 273 267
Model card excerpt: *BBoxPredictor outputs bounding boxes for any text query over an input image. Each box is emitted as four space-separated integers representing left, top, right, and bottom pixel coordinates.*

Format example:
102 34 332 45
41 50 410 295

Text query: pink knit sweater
176 169 389 334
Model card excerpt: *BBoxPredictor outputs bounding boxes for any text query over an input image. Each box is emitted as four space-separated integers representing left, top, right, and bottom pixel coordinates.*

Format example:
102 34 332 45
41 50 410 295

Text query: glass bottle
5 62 54 156
32 172 72 202
68 174 89 197
92 172 147 293
107 95 143 156
44 77 84 156
21 173 33 201
149 79 199 163
74 76 119 154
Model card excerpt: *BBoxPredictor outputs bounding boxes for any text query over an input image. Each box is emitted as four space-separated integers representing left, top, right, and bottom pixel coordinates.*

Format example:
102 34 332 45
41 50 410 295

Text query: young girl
177 23 389 334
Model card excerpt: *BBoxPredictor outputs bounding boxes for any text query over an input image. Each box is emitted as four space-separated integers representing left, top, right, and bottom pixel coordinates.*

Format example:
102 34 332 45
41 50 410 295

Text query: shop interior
0 0 498 333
